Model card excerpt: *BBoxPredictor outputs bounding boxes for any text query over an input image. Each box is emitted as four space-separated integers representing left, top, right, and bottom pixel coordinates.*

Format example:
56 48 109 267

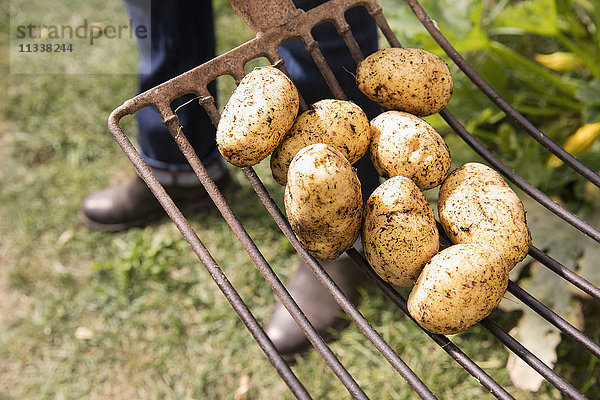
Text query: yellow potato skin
285 144 363 260
270 99 371 186
370 111 451 190
438 163 531 269
407 243 509 335
216 66 299 167
356 48 453 117
362 176 439 286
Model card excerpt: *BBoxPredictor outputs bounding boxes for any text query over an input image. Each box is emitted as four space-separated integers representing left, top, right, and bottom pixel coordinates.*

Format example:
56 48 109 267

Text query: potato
369 110 451 190
362 176 439 286
407 243 509 335
356 48 453 117
438 162 531 268
285 143 363 260
216 66 299 167
270 99 371 185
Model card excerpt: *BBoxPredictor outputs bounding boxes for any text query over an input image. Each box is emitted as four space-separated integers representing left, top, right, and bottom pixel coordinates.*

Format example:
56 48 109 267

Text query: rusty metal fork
106 1 600 399
107 1 434 399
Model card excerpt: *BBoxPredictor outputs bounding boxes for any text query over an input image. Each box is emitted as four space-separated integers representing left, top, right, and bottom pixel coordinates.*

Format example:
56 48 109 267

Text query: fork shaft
229 0 300 34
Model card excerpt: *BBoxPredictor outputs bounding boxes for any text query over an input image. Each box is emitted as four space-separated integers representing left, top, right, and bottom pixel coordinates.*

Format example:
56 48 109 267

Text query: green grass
1 0 598 399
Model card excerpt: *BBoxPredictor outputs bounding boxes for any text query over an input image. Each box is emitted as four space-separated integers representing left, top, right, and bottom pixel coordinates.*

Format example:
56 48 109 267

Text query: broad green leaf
438 2 491 54
478 54 510 93
576 79 600 123
490 0 560 36
576 79 600 104
382 0 491 53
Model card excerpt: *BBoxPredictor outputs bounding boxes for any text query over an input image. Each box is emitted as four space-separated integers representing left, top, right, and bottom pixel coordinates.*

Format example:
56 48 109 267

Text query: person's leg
79 0 232 231
132 0 221 173
265 1 380 357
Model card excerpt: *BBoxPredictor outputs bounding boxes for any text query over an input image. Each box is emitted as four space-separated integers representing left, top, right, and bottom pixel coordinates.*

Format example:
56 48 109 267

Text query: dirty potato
370 110 451 189
362 176 439 286
356 48 453 117
285 143 363 260
438 162 532 268
216 66 299 167
270 99 371 185
407 243 509 335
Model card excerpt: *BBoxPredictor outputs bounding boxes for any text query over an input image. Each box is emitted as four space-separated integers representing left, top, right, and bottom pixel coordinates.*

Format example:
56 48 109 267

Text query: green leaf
576 79 600 103
576 79 600 123
386 0 492 54
440 2 491 54
490 0 560 37
490 41 580 97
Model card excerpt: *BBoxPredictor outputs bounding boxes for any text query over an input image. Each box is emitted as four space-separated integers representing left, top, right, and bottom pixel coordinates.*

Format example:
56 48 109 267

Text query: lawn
1 0 598 399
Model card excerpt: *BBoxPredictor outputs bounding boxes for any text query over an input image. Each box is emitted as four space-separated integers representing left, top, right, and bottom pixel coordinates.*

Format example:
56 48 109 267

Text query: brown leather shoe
265 254 364 358
79 172 235 232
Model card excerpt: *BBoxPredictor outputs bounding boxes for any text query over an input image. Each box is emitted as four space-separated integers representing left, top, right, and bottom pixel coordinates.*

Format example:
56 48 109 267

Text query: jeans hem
139 148 221 172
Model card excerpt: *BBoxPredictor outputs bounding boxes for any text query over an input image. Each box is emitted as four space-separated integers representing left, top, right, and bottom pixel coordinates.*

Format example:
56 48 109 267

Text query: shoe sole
77 207 164 232
78 177 240 232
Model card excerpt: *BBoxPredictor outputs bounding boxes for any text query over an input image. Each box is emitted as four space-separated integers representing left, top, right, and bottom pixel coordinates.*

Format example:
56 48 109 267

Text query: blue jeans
124 0 380 198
